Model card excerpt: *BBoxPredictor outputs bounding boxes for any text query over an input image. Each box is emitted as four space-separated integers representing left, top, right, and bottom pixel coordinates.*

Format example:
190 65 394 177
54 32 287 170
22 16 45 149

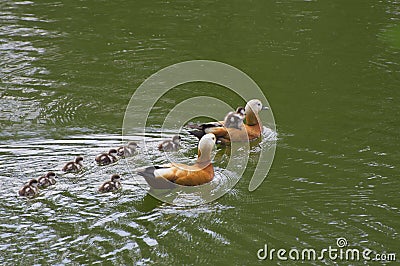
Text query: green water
1 0 399 265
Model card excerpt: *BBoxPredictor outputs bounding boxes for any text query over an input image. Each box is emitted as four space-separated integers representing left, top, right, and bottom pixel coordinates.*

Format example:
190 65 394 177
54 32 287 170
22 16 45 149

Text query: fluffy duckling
224 107 245 129
62 156 84 173
95 149 118 166
158 135 181 152
19 179 39 197
117 141 138 157
188 99 269 143
98 174 122 193
138 133 216 188
38 172 57 188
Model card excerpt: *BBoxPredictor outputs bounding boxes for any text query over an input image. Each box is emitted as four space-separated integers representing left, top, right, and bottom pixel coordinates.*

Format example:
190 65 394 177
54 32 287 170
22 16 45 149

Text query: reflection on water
1 0 399 265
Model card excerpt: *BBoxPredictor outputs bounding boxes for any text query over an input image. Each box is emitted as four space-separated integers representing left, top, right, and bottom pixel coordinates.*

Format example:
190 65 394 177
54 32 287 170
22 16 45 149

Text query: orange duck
138 133 216 188
188 99 268 144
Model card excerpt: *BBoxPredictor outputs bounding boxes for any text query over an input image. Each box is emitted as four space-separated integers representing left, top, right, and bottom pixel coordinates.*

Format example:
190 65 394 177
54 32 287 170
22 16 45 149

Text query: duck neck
245 111 261 126
197 149 212 165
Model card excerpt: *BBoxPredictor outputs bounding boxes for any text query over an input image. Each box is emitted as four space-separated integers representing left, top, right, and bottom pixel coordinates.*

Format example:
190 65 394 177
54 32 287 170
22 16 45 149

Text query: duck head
108 149 118 155
29 179 39 187
245 99 269 126
127 141 138 149
172 135 181 145
197 133 216 164
236 107 246 116
75 156 84 165
46 172 57 178
245 99 268 113
111 174 121 182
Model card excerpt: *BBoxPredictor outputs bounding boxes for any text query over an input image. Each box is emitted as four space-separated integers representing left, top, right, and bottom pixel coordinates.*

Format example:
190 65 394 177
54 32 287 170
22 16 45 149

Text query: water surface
0 0 399 265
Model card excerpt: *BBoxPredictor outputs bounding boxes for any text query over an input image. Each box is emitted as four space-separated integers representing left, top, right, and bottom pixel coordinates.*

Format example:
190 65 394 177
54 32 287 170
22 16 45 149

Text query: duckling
62 156 84 173
188 99 269 143
95 149 118 166
38 172 57 188
223 107 245 129
117 141 138 157
158 135 181 152
19 179 39 197
138 133 216 188
98 174 122 192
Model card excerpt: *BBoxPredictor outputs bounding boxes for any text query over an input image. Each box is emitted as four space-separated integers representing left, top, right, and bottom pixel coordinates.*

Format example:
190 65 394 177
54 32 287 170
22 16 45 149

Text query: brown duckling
62 156 84 173
38 172 57 188
19 179 39 197
224 107 246 129
98 174 122 193
158 135 181 152
95 149 118 166
117 142 138 157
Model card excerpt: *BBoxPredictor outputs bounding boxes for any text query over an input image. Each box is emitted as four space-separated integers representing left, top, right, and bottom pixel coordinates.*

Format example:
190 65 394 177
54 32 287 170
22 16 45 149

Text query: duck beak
262 106 269 110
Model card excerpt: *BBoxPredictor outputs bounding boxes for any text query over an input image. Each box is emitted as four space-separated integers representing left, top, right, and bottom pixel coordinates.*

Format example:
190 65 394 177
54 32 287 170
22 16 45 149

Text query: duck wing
138 163 214 187
187 121 224 139
137 165 177 189
62 162 77 172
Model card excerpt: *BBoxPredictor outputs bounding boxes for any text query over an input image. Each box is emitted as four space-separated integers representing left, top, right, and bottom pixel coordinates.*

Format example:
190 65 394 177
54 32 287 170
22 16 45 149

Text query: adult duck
188 99 268 143
138 133 216 188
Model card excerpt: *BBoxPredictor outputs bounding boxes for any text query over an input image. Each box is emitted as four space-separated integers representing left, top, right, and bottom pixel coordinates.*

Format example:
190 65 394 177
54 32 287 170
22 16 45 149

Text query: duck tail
137 166 157 178
186 122 203 130
188 130 206 139
137 166 176 189
187 121 223 139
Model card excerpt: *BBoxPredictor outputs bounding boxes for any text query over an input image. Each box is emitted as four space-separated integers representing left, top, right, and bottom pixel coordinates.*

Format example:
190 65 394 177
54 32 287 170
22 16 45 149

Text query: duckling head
236 107 246 116
29 179 39 187
111 174 121 182
127 142 138 148
108 149 118 155
172 135 181 144
75 156 84 164
46 172 57 178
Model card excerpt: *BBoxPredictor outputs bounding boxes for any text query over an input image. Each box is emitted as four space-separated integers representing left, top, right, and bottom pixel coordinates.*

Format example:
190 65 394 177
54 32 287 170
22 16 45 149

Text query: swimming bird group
138 99 269 187
19 172 58 197
18 99 269 197
187 99 268 144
